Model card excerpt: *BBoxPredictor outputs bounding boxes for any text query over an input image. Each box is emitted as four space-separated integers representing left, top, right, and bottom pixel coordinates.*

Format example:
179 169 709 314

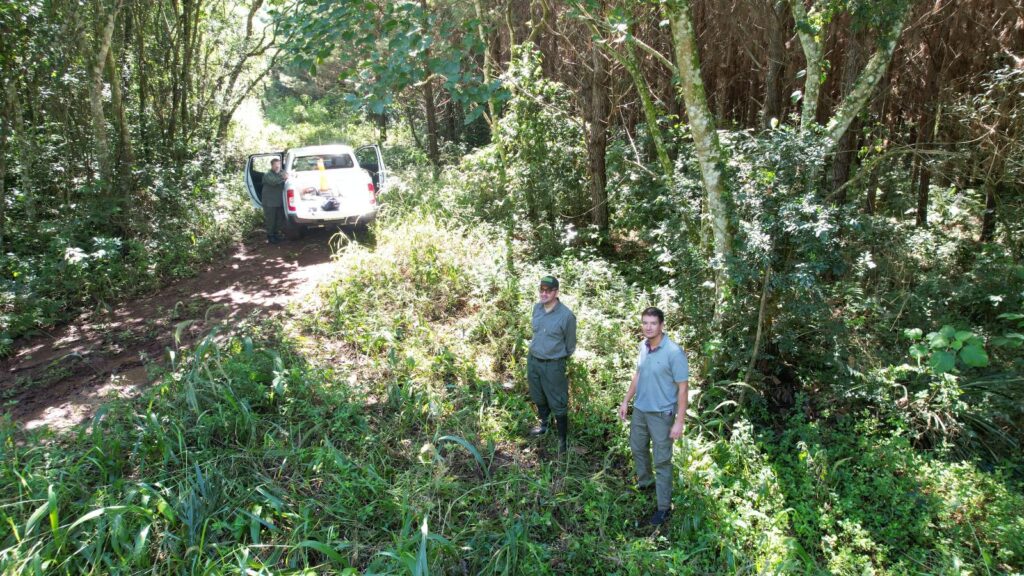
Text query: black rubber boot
555 414 568 454
530 406 550 436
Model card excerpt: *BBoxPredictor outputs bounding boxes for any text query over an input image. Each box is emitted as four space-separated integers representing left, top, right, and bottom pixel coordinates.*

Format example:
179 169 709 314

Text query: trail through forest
0 230 343 433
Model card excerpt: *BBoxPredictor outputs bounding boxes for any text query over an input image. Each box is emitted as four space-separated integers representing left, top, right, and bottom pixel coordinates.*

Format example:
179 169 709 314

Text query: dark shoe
649 508 671 526
529 421 549 436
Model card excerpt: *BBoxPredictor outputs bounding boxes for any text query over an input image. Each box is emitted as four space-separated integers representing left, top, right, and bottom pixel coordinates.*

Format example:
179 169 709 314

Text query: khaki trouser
630 409 675 511
527 356 568 418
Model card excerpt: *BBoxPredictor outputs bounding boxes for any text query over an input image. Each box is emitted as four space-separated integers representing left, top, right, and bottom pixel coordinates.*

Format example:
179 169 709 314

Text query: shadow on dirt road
0 227 359 433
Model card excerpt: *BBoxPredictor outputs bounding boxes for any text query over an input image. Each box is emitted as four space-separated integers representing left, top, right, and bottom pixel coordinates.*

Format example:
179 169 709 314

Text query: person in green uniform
618 307 689 526
527 275 577 454
262 158 288 243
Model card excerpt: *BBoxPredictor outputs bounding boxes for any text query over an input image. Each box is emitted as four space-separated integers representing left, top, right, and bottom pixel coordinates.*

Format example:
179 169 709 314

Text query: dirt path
0 230 346 433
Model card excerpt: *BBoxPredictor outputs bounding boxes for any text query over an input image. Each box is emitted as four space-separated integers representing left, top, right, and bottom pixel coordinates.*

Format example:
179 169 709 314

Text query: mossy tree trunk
790 0 825 128
666 0 734 266
824 5 910 152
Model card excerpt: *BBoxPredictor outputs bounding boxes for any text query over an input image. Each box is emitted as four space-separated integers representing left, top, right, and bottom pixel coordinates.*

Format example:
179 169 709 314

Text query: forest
1 0 1023 573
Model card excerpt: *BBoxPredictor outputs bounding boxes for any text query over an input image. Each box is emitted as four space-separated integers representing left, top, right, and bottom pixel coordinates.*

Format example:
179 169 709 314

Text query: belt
530 355 566 363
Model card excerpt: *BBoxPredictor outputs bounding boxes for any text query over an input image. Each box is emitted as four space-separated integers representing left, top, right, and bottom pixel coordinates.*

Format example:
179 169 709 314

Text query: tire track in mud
0 229 347 433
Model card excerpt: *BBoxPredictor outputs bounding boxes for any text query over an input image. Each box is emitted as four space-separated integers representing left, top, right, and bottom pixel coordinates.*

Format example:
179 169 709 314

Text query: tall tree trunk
178 0 198 149
0 91 8 252
134 0 149 161
404 105 424 152
915 155 931 227
667 0 733 265
419 0 440 173
422 79 440 171
445 96 459 143
537 0 561 81
167 4 181 145
88 1 121 193
914 37 944 228
790 0 824 127
979 183 997 242
829 33 864 202
107 45 133 168
7 78 36 221
864 167 879 214
824 6 910 152
762 0 788 128
376 112 388 142
587 43 609 234
623 39 673 181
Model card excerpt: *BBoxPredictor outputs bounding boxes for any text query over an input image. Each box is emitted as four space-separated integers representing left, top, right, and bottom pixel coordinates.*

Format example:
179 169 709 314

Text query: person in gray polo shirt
618 307 689 526
527 275 577 454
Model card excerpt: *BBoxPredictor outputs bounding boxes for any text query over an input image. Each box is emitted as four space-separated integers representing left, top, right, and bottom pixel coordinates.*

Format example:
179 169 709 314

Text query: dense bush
0 159 253 350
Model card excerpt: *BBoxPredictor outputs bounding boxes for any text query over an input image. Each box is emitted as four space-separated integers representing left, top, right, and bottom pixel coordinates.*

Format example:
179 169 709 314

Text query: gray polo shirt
634 336 689 413
529 301 577 360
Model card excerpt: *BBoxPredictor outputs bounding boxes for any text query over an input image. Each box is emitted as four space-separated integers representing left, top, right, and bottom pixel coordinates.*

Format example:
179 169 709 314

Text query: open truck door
355 144 388 193
244 152 285 208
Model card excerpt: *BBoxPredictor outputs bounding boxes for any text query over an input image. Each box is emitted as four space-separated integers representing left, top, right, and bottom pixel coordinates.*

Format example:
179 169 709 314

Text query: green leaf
437 435 489 479
926 331 949 350
954 330 974 342
48 485 59 536
25 501 49 536
929 350 956 374
297 540 350 566
939 325 957 341
992 336 1023 348
902 328 923 340
959 344 989 368
909 343 928 360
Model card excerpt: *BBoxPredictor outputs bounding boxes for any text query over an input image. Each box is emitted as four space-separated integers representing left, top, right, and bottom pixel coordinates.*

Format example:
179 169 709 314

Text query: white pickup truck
244 144 388 237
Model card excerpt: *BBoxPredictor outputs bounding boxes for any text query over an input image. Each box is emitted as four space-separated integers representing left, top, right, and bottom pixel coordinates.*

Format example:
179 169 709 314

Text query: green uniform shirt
634 336 688 413
529 301 576 360
262 169 286 207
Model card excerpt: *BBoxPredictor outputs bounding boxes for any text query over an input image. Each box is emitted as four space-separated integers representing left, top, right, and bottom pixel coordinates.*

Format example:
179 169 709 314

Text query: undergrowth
2 217 1021 575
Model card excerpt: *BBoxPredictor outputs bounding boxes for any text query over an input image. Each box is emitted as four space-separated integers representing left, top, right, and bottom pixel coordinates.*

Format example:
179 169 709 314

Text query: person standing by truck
262 158 288 243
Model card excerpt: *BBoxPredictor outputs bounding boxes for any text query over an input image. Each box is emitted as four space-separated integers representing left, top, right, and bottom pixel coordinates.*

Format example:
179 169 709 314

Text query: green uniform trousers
527 356 568 418
630 409 676 511
263 204 285 239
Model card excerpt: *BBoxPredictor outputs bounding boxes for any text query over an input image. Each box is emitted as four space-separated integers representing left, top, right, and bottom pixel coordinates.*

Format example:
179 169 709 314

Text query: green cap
539 275 559 290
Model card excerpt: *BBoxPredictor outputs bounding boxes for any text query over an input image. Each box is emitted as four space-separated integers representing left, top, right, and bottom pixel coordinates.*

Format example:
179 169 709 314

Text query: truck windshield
292 154 354 171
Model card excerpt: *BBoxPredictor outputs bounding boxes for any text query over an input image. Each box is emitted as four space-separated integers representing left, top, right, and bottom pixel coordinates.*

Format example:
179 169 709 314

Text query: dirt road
0 230 345 433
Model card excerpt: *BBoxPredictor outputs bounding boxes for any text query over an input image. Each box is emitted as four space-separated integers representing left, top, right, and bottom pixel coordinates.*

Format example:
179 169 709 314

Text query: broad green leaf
926 331 949 350
909 343 928 360
939 325 957 341
929 350 956 373
991 336 1022 348
954 330 974 342
959 344 989 368
902 328 922 340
